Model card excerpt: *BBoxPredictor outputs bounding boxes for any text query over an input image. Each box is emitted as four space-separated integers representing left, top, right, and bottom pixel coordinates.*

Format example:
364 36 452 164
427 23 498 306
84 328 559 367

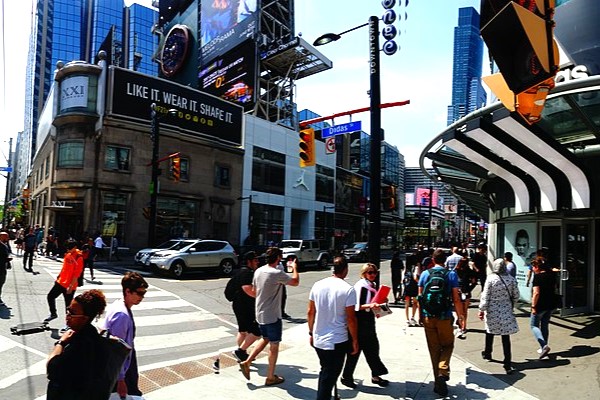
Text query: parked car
342 242 369 262
148 239 238 278
279 239 329 269
134 239 193 267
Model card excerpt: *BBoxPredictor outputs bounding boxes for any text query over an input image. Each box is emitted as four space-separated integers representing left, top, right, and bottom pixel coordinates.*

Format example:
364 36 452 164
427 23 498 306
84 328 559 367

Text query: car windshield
280 241 301 249
352 243 367 250
176 240 199 250
156 240 181 249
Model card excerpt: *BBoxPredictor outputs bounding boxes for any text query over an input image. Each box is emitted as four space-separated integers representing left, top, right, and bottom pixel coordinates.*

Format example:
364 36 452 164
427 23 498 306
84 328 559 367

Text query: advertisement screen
199 39 257 110
108 67 243 146
415 188 439 208
200 0 258 65
504 222 537 302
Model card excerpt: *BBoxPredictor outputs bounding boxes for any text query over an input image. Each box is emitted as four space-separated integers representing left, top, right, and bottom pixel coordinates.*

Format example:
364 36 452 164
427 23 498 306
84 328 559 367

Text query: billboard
199 0 258 65
198 39 257 110
107 67 243 146
504 222 537 302
415 188 439 208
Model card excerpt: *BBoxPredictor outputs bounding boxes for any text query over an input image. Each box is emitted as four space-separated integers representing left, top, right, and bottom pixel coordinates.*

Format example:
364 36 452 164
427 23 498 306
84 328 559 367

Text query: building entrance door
562 223 590 315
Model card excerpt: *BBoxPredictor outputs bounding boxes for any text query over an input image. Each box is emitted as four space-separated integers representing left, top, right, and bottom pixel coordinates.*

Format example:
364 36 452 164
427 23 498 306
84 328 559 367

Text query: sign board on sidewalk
321 121 362 138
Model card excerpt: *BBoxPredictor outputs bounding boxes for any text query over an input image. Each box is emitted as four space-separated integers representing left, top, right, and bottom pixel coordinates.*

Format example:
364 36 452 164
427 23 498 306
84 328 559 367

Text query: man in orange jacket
44 240 84 322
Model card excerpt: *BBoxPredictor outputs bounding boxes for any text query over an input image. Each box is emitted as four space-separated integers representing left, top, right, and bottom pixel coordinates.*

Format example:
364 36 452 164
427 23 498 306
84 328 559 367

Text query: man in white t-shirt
239 247 299 386
308 256 359 400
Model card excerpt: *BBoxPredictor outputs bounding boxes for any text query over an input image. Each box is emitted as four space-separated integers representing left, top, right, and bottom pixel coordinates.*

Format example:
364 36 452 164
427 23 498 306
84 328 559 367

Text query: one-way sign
0 166 13 173
321 121 362 138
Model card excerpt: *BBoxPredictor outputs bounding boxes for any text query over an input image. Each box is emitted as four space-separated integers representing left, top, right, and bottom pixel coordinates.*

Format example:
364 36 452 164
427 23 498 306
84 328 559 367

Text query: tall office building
16 0 157 192
446 7 487 125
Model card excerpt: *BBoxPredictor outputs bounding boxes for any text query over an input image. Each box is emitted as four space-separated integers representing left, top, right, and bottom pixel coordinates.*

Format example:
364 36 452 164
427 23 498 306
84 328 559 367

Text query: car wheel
318 257 329 269
220 259 235 275
170 261 186 279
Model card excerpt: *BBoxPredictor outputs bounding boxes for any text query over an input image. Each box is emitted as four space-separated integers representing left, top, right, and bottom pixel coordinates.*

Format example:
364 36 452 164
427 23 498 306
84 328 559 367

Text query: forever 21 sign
108 67 243 146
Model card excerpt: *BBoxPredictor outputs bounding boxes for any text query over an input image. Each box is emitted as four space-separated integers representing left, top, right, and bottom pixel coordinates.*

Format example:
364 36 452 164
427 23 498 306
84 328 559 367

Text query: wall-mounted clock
160 24 190 78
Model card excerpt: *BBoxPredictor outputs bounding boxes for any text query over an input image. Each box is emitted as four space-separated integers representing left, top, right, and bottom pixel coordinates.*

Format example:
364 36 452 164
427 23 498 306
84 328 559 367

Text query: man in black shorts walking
231 251 261 362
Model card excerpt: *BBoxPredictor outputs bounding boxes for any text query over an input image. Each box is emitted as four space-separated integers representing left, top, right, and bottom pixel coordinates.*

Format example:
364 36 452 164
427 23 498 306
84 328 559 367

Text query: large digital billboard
198 39 257 111
107 67 243 146
199 0 258 65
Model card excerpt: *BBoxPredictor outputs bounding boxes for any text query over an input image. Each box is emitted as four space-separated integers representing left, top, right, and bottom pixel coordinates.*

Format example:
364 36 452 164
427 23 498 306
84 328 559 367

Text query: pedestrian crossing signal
299 128 315 167
171 156 181 182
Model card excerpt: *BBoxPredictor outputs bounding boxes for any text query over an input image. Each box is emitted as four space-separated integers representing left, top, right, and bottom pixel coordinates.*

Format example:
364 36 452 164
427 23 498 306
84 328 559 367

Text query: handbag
95 330 132 400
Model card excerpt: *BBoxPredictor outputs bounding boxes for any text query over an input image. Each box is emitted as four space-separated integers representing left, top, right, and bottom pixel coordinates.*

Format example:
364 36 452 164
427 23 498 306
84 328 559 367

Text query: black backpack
402 270 416 289
419 268 450 317
224 270 241 301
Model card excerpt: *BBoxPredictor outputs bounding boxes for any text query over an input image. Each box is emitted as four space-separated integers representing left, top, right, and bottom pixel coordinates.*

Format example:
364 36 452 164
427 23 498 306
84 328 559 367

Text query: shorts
259 319 283 343
233 303 261 336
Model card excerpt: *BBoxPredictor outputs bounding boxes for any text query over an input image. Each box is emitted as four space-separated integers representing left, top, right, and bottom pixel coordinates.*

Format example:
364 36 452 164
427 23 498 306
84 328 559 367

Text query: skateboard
10 321 51 336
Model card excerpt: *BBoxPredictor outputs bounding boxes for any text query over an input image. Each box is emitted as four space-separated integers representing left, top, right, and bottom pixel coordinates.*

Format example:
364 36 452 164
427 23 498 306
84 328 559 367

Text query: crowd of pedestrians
224 240 560 399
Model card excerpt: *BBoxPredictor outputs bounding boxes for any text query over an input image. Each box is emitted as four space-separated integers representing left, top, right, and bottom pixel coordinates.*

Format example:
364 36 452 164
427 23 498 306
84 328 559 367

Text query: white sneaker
536 348 543 354
539 345 551 359
410 318 417 326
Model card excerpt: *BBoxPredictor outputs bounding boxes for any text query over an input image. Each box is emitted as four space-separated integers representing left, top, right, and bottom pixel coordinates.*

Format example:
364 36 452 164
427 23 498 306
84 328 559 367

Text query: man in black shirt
23 227 38 273
472 244 488 292
231 251 261 362
0 231 13 306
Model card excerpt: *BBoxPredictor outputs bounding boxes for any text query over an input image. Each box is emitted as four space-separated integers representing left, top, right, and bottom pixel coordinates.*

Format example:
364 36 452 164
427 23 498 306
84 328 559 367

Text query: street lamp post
314 16 382 271
148 103 177 247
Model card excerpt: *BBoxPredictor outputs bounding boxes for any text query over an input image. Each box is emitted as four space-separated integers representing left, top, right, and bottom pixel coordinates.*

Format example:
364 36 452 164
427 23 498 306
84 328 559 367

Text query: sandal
265 375 285 386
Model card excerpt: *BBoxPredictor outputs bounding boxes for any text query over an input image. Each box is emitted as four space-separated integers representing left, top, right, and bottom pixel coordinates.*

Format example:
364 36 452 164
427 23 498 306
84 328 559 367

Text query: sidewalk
144 314 538 400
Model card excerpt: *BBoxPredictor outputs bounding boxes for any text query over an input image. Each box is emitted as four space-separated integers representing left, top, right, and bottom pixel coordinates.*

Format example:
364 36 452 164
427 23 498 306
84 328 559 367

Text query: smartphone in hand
286 256 297 272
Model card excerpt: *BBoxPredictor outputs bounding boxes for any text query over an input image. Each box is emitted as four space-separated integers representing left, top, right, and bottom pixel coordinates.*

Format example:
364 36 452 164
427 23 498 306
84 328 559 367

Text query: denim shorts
259 319 283 343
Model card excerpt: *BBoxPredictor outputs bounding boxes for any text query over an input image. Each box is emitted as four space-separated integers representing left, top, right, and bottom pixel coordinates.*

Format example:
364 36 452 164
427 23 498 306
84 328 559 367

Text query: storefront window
252 146 285 195
156 198 198 243
316 165 334 203
57 141 84 168
102 193 128 243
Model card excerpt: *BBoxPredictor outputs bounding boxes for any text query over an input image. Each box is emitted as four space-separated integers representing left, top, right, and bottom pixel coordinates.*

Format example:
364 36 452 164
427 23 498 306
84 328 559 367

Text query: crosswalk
0 259 240 398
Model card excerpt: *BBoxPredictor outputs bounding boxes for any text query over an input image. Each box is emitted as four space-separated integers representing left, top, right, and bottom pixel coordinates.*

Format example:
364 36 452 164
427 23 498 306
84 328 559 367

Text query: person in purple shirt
102 272 148 398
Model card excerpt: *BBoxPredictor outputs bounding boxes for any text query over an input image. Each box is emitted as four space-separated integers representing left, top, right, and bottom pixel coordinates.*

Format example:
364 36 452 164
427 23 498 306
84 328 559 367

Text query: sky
0 0 485 171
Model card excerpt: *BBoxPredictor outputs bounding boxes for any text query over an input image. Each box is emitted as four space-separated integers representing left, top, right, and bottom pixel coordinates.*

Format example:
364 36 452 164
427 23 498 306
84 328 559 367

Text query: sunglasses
66 308 87 318
366 271 378 275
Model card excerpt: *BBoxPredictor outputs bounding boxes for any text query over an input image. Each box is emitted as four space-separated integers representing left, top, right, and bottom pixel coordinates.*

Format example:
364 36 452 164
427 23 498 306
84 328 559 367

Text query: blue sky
294 0 486 167
0 0 484 168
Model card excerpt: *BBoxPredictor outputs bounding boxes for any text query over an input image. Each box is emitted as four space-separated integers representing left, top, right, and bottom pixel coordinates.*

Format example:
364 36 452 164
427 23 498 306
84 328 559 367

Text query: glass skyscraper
447 7 487 125
17 0 157 191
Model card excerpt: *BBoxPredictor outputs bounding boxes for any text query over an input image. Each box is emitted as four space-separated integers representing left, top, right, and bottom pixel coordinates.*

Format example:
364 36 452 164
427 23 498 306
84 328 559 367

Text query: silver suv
135 239 191 267
148 240 238 278
279 239 329 269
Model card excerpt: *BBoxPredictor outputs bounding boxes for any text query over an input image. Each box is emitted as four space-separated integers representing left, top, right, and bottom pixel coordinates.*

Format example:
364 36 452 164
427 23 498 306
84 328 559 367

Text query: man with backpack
226 251 261 362
418 248 463 397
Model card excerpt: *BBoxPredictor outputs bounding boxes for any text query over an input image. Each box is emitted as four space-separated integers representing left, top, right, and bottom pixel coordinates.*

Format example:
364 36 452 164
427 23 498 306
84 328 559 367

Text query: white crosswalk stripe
40 263 235 358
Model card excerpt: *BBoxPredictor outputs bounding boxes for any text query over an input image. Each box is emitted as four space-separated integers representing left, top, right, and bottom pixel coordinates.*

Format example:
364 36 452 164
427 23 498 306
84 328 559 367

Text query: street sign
321 121 362 138
325 137 336 154
0 166 13 173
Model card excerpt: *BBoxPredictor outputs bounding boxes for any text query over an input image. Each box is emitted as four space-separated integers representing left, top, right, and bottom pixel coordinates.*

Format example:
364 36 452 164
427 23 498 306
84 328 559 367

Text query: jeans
531 309 552 348
47 282 73 316
484 333 512 368
422 317 455 379
315 341 349 400
23 248 35 270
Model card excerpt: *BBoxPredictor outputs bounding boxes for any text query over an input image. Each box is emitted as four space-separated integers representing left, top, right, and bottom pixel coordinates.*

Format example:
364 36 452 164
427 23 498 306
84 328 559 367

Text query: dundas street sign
320 121 362 138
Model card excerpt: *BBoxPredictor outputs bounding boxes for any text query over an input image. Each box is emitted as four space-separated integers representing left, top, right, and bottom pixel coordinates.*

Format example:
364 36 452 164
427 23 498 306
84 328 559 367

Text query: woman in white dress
478 258 520 374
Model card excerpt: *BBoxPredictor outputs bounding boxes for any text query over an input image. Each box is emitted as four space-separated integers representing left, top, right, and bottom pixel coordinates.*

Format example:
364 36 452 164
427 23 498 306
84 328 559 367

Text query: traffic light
481 0 558 94
171 156 181 182
299 128 315 167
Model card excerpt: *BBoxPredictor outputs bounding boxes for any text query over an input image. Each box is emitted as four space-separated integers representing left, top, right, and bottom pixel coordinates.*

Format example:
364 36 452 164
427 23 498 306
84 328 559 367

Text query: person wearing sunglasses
340 263 389 389
47 289 107 399
102 271 149 398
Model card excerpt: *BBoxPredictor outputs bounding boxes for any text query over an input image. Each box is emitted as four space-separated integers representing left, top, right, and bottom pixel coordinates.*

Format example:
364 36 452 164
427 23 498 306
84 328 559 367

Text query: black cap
244 251 257 262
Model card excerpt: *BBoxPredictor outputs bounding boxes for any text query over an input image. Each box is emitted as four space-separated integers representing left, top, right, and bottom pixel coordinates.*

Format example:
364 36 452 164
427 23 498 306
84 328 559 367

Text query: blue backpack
419 268 450 317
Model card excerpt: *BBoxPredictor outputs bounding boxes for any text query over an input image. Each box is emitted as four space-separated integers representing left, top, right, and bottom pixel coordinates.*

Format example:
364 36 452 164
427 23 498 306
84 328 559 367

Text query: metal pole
428 184 433 247
148 104 159 247
367 16 381 278
3 138 12 228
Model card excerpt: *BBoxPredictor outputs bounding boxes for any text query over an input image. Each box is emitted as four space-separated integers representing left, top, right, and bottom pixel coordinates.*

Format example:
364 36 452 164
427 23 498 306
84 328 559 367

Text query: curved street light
313 17 383 272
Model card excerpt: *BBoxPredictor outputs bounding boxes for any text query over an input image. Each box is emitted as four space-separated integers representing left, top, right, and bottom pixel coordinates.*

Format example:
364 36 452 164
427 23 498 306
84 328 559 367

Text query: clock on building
160 24 191 77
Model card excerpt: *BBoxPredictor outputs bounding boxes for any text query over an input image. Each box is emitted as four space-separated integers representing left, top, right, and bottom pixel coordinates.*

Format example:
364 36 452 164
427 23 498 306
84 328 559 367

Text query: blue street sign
0 166 12 173
321 121 362 138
